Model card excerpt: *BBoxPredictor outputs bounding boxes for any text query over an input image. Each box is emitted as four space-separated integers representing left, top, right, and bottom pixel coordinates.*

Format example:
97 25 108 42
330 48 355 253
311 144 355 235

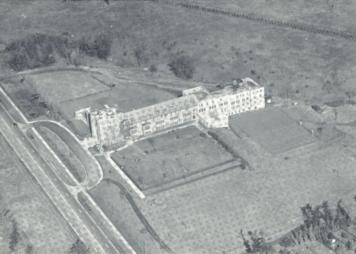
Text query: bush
69 239 89 254
5 33 59 71
5 32 113 71
168 55 195 79
9 219 20 251
79 33 112 60
149 64 157 73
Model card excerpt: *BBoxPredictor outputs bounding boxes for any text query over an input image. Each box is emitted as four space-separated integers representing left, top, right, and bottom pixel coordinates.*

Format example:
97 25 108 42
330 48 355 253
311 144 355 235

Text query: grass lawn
0 133 76 254
230 107 316 154
111 126 234 190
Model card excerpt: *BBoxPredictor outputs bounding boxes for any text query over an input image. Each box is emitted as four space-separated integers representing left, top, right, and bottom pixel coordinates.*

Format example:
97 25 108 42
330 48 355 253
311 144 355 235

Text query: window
142 124 150 130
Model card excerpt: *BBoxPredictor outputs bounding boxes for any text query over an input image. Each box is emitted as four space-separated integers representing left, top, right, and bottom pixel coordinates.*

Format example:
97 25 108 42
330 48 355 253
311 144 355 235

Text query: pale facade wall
87 78 265 147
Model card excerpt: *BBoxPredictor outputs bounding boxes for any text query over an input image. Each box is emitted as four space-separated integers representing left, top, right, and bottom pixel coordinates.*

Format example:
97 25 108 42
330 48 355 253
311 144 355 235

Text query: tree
168 55 195 80
149 64 157 73
9 219 20 252
69 239 89 254
240 230 252 253
25 244 34 254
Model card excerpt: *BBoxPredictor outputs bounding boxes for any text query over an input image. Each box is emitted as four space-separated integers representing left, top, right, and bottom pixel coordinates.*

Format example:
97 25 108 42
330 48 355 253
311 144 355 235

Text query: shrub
5 32 113 71
9 219 20 251
5 33 58 71
79 33 112 60
168 55 195 79
69 239 89 254
149 64 157 73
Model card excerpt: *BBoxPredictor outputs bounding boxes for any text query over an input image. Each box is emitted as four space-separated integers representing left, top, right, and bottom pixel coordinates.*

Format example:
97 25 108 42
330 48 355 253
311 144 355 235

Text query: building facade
77 78 265 147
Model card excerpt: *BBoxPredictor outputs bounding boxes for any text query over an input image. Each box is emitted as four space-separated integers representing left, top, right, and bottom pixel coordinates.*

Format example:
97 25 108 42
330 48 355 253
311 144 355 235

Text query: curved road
32 120 103 189
0 82 135 254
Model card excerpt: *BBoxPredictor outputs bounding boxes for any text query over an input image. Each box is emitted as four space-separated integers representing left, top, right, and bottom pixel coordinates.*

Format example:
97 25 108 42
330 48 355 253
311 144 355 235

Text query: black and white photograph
1 0 356 253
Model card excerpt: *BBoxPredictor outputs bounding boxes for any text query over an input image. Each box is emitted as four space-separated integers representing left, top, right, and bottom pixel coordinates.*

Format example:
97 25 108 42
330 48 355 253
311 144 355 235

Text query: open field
92 132 356 254
1 79 52 120
111 126 235 191
3 68 177 119
27 70 109 105
90 104 356 254
138 136 356 253
230 107 317 154
58 75 177 119
90 179 168 254
0 133 76 253
1 1 356 108
167 0 356 34
2 1 356 253
36 125 86 183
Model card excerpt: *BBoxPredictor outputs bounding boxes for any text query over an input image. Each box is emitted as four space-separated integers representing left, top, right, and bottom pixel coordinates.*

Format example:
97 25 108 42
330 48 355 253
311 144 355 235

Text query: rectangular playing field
111 126 234 191
27 70 110 104
230 107 316 154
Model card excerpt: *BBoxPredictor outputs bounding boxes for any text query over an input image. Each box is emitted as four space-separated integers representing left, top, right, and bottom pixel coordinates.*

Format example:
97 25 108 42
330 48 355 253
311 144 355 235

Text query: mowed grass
89 179 164 254
111 126 234 190
91 106 356 254
59 78 176 118
36 125 86 183
27 70 109 105
137 136 356 254
230 107 317 154
0 134 76 254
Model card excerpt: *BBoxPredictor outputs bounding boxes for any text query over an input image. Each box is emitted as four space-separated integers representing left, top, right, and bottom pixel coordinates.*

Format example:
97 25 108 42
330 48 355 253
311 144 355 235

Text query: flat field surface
36 125 86 183
1 80 52 120
89 178 164 254
58 75 177 119
137 137 356 254
170 0 356 32
230 107 317 154
111 126 234 190
92 132 356 254
2 1 356 107
27 70 109 104
0 133 76 254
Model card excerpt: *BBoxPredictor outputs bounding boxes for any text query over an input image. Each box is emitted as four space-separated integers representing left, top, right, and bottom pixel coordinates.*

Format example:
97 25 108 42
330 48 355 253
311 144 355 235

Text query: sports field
91 129 356 254
230 107 317 154
111 126 234 191
27 70 109 104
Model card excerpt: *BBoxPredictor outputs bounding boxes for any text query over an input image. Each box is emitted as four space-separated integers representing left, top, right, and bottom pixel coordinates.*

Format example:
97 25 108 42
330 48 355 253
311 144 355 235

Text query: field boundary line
105 153 146 199
160 0 356 41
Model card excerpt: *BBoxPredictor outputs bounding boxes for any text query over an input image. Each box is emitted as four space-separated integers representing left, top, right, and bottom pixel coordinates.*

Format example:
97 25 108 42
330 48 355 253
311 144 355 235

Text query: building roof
125 94 199 122
89 77 262 121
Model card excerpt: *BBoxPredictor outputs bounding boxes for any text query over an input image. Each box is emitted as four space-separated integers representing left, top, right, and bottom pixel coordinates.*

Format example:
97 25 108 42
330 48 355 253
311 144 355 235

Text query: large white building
78 78 265 148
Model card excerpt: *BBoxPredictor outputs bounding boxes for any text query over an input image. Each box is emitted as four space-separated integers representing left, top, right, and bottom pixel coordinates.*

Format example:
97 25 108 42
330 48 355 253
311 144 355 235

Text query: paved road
0 83 136 254
33 121 103 189
0 104 121 254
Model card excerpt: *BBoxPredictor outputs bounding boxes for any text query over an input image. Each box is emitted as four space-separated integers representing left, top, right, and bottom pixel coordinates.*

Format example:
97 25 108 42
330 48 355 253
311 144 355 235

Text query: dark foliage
69 239 89 254
5 33 59 71
149 64 157 73
5 32 113 71
168 55 195 80
79 33 112 60
241 230 273 253
9 219 20 252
